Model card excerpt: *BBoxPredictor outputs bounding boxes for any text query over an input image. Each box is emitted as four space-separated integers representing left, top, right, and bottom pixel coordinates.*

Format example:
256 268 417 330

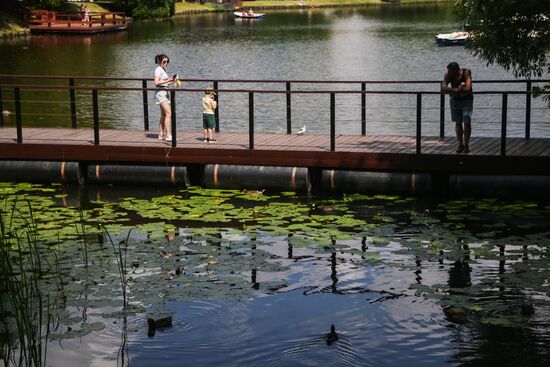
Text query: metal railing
0 75 549 156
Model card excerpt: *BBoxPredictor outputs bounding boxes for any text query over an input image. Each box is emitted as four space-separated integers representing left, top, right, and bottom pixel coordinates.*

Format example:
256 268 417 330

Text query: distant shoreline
0 0 453 37
175 0 453 15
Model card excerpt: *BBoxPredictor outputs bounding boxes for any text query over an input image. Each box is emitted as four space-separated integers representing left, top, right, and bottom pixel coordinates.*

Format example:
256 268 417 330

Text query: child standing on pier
202 88 217 143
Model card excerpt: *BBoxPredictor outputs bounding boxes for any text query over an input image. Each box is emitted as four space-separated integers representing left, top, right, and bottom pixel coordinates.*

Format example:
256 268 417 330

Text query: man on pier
441 62 473 153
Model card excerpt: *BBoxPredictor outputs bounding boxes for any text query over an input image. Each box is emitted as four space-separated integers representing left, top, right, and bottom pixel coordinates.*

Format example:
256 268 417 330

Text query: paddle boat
234 11 265 19
435 31 471 46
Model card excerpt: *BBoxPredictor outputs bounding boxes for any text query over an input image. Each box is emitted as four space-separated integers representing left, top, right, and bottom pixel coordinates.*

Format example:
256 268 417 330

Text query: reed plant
103 227 132 309
0 201 52 367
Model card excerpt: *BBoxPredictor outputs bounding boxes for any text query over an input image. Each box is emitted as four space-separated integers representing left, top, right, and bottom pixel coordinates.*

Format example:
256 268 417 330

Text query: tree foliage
455 0 550 78
19 0 65 10
112 0 175 19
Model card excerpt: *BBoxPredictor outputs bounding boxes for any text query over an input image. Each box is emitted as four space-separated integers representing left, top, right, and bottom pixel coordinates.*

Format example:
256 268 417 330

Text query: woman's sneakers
204 138 217 143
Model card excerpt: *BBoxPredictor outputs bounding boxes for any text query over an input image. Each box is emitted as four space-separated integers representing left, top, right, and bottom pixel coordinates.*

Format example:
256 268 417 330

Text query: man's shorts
203 113 216 129
450 98 473 124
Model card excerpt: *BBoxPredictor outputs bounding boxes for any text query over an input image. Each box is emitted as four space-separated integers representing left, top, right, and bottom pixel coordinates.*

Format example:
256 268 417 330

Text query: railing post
0 87 4 127
142 79 149 130
170 90 177 147
286 82 291 134
15 88 22 143
525 81 531 139
92 89 99 145
361 82 366 136
439 93 445 138
416 93 422 155
213 81 220 133
501 93 508 156
330 93 335 152
69 78 77 128
249 92 254 149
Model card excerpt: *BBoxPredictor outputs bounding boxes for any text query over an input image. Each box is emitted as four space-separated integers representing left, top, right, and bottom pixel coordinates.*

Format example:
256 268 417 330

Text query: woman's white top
154 66 169 87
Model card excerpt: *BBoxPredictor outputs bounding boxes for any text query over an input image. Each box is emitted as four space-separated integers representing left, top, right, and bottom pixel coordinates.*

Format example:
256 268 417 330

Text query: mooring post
15 87 22 143
525 81 531 139
439 92 445 138
416 93 422 155
501 93 508 156
69 78 77 128
330 93 335 152
361 82 366 136
286 82 291 134
214 81 220 133
170 90 177 147
249 92 254 149
142 79 149 130
92 89 99 145
0 87 4 127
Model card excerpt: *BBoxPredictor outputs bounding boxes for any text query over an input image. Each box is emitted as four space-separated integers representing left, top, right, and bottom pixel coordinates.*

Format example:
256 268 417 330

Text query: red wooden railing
27 10 128 31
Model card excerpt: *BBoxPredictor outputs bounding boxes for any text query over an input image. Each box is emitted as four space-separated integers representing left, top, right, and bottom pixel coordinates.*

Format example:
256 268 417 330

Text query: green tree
19 0 65 10
112 0 175 19
456 0 550 78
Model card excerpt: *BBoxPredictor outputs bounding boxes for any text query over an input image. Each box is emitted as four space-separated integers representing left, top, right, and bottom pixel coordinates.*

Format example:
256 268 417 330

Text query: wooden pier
1 75 550 194
27 10 128 34
0 128 549 176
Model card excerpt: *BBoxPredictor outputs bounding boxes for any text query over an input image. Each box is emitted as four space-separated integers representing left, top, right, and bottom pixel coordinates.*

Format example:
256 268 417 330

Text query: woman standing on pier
154 54 176 141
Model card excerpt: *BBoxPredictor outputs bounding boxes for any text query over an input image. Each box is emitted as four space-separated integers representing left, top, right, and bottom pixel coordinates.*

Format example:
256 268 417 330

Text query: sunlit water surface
1 4 549 138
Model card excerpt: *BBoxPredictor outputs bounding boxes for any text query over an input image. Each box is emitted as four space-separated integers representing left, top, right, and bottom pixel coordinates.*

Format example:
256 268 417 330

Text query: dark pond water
1 183 550 366
1 4 549 138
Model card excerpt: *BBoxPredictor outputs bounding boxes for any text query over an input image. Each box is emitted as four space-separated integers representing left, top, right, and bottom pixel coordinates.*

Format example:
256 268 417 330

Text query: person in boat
153 54 177 141
247 9 254 16
441 62 473 154
202 88 218 143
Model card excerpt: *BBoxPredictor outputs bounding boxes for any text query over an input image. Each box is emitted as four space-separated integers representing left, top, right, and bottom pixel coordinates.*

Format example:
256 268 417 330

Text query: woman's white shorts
154 90 170 105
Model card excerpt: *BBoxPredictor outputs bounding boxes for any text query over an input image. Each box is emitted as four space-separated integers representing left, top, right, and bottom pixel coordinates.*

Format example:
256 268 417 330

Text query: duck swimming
147 316 173 337
325 324 338 345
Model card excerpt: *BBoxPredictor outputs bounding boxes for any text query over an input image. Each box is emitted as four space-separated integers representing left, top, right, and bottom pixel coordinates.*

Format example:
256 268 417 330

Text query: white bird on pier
296 126 306 135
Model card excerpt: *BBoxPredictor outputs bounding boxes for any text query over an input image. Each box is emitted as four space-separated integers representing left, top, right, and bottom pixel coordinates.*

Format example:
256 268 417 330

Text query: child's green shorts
203 113 216 129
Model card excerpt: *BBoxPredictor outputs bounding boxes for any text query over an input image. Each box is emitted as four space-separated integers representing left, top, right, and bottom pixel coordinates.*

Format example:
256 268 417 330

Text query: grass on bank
242 0 379 8
0 10 26 36
176 0 452 12
58 1 112 13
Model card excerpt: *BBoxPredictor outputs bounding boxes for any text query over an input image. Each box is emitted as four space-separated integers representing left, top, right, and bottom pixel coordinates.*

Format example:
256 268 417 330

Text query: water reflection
2 5 549 136
2 186 549 366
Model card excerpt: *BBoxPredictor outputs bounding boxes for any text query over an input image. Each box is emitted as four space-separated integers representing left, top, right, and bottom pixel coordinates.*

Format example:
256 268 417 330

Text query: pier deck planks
1 128 549 175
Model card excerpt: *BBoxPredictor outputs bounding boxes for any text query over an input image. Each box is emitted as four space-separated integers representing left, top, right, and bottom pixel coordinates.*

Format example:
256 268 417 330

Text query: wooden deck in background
29 23 128 33
1 128 550 175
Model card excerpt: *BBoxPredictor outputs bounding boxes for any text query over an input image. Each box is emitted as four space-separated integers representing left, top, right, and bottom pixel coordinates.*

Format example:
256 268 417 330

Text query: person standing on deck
441 62 473 153
202 88 217 143
82 4 90 23
154 54 177 141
